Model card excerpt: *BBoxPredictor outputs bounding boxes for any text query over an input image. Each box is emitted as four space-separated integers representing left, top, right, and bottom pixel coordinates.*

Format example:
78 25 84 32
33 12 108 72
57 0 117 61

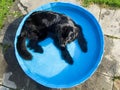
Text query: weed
0 0 14 29
83 0 120 8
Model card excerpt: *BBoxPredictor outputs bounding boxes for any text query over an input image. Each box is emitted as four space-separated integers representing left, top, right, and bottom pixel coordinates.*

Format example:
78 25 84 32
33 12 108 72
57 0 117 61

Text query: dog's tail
16 34 32 60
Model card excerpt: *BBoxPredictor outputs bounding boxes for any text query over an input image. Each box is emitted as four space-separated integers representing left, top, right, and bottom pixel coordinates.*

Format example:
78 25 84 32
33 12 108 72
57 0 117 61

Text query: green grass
83 0 120 8
0 0 14 29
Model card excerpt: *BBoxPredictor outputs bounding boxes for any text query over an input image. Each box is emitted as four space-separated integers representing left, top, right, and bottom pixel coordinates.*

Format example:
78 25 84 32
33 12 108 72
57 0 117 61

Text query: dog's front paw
80 41 88 53
34 46 44 53
65 55 74 65
77 34 88 53
62 50 74 65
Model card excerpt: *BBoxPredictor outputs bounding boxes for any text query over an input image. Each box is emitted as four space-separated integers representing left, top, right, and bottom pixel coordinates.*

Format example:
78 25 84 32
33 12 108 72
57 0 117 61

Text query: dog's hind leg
17 34 32 60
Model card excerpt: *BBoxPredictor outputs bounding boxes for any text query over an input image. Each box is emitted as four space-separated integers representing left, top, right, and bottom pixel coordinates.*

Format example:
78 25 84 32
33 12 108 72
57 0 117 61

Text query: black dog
16 11 87 65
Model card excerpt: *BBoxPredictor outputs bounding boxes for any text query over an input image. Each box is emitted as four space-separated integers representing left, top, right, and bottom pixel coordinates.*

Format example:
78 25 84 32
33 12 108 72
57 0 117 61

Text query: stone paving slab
0 46 7 85
0 86 9 90
113 79 120 90
86 4 100 21
62 87 79 90
111 39 120 76
2 72 17 89
97 36 120 76
80 72 113 90
100 8 120 38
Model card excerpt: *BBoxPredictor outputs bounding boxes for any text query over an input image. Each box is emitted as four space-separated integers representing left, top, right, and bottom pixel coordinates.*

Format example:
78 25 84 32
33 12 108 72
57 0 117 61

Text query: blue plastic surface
14 2 104 88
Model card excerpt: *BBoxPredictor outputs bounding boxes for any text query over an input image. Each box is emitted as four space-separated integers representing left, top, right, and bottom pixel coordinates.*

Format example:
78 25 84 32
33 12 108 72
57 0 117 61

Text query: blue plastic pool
14 2 104 88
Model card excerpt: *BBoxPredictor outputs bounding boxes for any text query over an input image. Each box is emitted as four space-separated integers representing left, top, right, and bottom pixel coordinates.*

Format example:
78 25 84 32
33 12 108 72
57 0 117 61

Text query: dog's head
55 24 81 47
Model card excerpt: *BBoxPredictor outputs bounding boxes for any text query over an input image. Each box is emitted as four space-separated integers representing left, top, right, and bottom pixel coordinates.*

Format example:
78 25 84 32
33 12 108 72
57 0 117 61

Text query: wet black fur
16 11 87 65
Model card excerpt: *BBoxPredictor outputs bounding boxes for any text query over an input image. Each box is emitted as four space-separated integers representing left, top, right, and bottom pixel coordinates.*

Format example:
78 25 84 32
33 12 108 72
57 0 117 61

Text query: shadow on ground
2 16 58 90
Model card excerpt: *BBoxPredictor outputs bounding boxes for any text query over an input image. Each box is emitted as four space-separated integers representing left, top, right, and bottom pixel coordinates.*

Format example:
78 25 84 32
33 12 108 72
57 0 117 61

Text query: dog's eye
64 26 73 32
